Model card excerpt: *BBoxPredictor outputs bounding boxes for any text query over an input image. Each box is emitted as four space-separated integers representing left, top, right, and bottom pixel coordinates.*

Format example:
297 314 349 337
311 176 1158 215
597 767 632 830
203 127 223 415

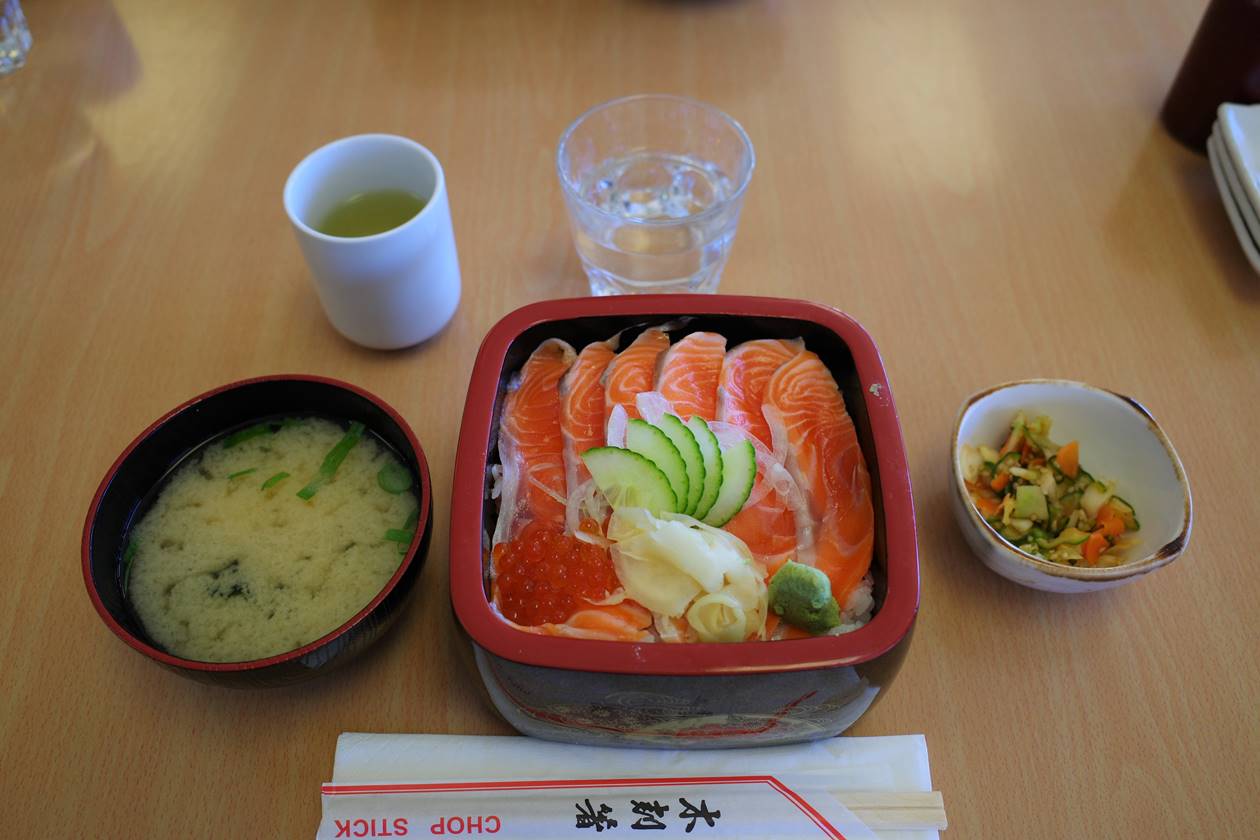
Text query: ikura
492 520 618 625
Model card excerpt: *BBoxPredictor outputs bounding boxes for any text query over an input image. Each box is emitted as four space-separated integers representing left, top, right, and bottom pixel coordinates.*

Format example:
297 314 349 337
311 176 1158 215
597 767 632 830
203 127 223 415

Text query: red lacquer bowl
451 296 918 746
82 375 433 688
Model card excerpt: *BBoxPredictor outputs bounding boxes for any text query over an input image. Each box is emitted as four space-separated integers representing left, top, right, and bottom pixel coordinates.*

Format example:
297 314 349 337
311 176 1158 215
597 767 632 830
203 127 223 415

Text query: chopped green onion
377 462 412 494
227 468 258 480
223 423 273 448
384 528 414 544
121 539 137 591
403 507 420 530
260 471 290 490
296 421 365 500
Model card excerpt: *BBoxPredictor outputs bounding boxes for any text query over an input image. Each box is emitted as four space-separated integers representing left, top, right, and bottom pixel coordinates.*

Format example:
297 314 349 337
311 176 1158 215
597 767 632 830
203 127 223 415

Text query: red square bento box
451 296 918 747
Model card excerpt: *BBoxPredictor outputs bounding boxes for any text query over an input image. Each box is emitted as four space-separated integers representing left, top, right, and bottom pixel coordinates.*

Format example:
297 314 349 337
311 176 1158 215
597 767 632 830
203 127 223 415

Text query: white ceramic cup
284 134 461 350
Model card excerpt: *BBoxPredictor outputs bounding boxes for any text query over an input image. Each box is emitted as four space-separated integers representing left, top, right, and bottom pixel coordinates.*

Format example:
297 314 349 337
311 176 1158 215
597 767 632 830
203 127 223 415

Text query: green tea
316 189 427 237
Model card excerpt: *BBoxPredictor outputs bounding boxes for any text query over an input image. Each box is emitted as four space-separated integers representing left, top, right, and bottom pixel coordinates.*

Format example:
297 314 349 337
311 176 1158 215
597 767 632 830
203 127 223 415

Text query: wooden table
3 0 1257 836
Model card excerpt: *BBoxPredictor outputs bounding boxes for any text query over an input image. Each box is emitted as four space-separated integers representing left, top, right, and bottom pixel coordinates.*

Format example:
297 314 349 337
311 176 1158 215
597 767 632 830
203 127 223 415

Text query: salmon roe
493 520 618 626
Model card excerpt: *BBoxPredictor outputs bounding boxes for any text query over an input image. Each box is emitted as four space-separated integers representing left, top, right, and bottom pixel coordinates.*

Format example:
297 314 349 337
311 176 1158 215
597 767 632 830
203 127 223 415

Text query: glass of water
557 95 755 295
1 0 31 76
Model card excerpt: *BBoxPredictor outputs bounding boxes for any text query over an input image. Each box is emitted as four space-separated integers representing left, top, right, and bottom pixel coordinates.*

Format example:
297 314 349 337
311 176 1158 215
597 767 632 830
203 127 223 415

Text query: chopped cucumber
1013 485 1048 522
1048 526 1091 547
994 452 1022 474
625 419 688 510
655 414 705 515
701 440 756 527
999 417 1025 456
1110 495 1140 531
1080 481 1114 519
1008 517 1034 534
686 416 723 521
581 446 677 515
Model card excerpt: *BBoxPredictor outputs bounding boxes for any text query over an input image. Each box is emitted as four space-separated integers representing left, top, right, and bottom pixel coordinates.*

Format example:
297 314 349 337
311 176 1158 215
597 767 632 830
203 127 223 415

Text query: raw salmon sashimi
514 601 655 642
763 351 875 613
654 331 726 421
493 338 575 544
717 339 803 450
494 341 650 642
713 339 804 571
560 337 619 504
604 327 670 422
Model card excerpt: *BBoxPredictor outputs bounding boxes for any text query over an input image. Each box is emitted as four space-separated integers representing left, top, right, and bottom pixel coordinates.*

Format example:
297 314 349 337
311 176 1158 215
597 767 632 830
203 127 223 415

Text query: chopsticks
839 791 948 831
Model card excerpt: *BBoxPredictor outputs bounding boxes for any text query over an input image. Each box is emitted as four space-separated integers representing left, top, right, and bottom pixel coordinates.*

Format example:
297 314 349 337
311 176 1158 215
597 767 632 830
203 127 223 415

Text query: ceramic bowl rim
450 295 920 676
950 378 1192 583
81 373 433 672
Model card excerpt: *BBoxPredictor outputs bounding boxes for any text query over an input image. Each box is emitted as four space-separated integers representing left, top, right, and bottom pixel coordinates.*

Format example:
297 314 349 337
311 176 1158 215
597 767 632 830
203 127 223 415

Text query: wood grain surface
2 0 1257 836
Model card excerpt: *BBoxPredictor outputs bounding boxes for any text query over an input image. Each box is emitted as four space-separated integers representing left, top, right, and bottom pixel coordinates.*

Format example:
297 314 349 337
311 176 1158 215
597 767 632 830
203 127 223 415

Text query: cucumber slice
687 417 723 521
625 419 688 511
655 414 705 515
1080 481 1113 519
580 446 677 515
1110 495 1140 531
994 452 1022 474
701 440 756 527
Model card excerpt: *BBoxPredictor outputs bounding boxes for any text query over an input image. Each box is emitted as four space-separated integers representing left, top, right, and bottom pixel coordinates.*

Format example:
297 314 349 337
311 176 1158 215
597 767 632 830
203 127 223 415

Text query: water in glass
573 151 739 295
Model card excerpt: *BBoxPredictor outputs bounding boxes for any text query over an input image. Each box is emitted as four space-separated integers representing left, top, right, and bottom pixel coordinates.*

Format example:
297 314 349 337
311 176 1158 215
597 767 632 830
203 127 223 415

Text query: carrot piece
990 473 1011 491
974 495 1003 518
1083 531 1108 565
1096 504 1125 538
1058 441 1079 478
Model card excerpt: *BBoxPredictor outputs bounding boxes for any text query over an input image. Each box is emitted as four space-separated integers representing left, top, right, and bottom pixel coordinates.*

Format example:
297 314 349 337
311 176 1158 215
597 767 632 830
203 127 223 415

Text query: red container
451 296 918 746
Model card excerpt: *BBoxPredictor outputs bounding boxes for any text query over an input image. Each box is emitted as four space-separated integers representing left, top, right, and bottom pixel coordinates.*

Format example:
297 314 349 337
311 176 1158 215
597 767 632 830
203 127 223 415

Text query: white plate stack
1208 103 1260 275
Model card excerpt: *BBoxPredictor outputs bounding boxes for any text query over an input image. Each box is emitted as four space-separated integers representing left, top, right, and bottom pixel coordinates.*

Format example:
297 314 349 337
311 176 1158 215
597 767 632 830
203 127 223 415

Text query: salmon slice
655 331 726 421
516 601 654 642
717 339 803 567
763 351 874 607
717 339 803 449
604 327 670 422
560 337 618 495
495 338 576 541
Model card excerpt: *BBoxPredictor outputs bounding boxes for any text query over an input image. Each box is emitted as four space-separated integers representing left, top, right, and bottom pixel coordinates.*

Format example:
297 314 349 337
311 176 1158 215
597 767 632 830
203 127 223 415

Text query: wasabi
767 561 841 634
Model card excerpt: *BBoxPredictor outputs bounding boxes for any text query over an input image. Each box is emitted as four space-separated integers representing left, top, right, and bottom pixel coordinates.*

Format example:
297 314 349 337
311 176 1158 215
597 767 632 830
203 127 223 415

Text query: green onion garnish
260 471 290 490
121 540 137 591
404 507 420 530
384 528 414 544
296 421 365 500
222 423 272 448
227 468 258 480
377 462 412 494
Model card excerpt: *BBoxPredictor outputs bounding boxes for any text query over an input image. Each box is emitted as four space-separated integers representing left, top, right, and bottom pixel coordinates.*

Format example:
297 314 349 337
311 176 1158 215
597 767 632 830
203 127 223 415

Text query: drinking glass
1 0 31 76
557 95 755 295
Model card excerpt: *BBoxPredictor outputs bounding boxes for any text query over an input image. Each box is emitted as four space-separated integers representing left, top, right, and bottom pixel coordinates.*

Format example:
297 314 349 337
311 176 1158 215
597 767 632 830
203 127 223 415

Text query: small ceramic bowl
950 379 1192 593
82 375 433 688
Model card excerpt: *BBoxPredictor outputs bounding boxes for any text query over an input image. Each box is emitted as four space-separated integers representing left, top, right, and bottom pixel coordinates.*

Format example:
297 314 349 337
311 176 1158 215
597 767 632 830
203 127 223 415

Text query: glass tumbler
1 0 31 76
557 95 755 296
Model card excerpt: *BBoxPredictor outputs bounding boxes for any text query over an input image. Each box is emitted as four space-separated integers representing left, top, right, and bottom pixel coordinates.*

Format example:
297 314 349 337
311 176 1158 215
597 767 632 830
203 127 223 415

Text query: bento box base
472 636 910 749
